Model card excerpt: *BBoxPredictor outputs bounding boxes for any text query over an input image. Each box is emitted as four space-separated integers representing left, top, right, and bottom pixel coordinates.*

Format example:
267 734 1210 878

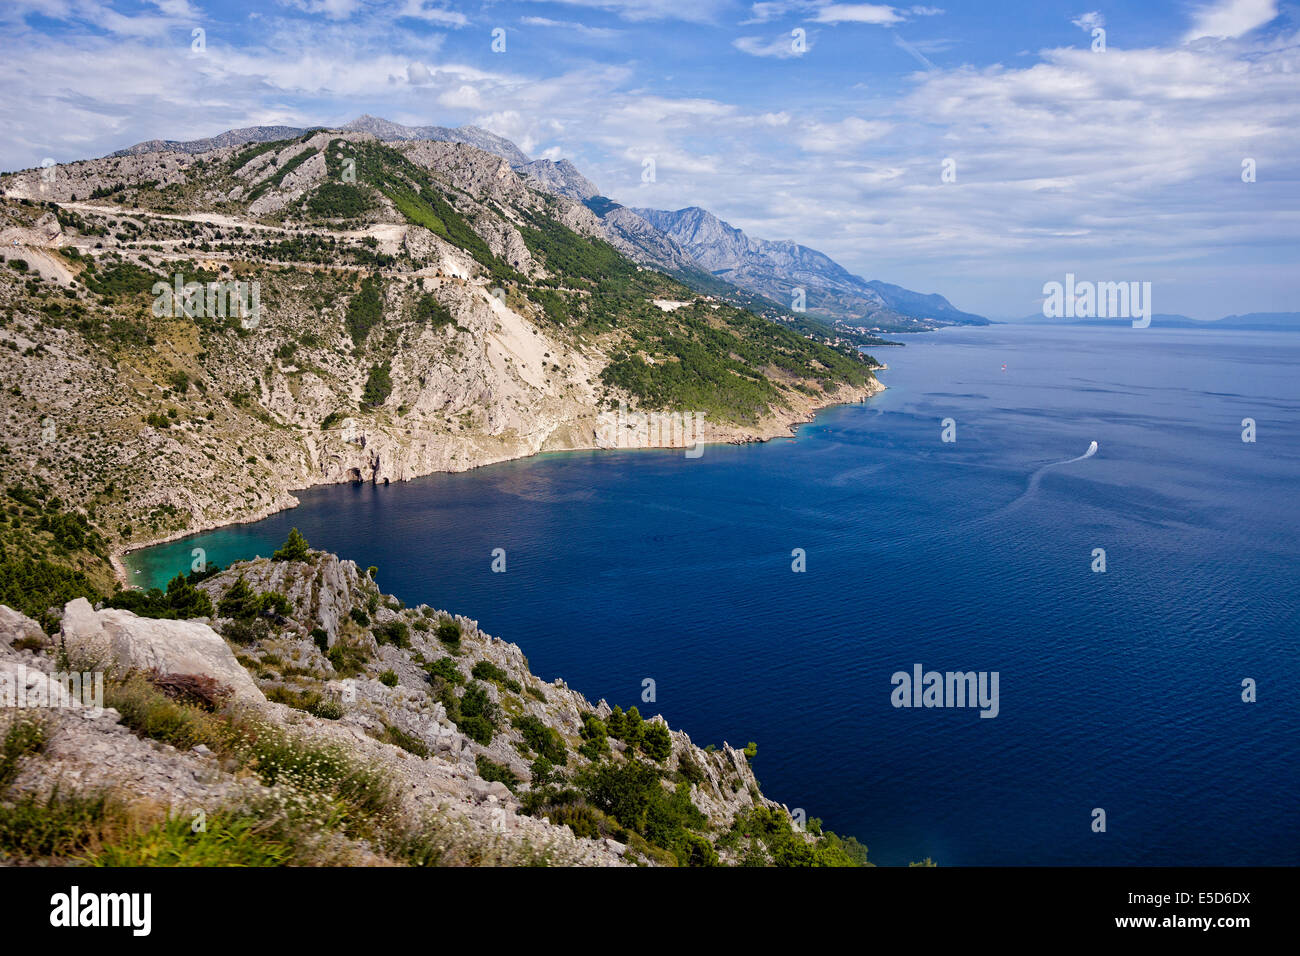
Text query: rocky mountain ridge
93 115 983 332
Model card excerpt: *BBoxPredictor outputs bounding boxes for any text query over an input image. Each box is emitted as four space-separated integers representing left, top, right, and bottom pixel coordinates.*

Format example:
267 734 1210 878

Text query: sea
128 323 1300 865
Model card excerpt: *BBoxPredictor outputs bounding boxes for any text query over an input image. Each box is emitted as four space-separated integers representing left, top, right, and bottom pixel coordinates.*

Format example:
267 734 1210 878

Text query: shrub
578 738 608 761
380 724 427 757
326 642 368 677
458 714 493 746
471 659 521 693
436 619 461 644
475 754 520 792
606 705 626 738
642 722 672 763
546 803 606 840
106 572 214 620
217 578 288 622
0 714 48 791
272 528 310 562
621 706 643 748
344 274 383 345
360 362 393 408
372 620 409 648
144 671 231 712
378 669 398 687
426 656 465 686
348 606 370 626
512 714 568 765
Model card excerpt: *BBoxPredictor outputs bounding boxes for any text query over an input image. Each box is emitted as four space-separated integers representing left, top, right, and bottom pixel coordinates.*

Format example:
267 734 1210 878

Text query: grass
0 712 48 790
90 812 294 866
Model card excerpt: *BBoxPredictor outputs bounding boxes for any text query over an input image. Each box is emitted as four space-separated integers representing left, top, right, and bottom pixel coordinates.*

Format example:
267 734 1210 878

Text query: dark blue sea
129 324 1300 865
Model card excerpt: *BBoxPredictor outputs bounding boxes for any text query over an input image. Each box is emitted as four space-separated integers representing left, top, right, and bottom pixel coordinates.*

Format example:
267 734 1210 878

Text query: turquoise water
129 324 1300 865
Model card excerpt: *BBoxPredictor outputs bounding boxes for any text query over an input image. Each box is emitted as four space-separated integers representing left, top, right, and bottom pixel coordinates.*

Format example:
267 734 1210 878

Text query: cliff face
0 549 818 867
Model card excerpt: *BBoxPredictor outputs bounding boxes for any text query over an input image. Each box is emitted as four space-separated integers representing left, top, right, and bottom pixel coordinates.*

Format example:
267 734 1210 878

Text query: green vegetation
344 274 383 345
512 714 567 765
0 714 47 790
216 578 291 622
414 291 455 328
227 139 290 174
305 180 376 221
372 619 409 648
271 527 310 562
105 571 214 619
336 140 517 281
0 485 107 630
447 681 500 746
475 754 521 792
719 806 870 867
471 659 521 694
426 656 465 686
361 362 393 408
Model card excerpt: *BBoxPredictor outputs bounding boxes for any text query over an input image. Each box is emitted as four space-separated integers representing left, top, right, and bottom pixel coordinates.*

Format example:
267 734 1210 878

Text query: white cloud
515 0 732 24
1182 0 1278 41
519 16 621 38
797 116 891 151
1070 11 1105 32
278 0 364 21
733 33 809 58
438 84 483 108
814 4 904 25
396 1 469 28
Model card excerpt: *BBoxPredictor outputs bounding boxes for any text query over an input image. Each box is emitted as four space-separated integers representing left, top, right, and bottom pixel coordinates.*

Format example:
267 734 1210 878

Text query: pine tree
272 527 310 562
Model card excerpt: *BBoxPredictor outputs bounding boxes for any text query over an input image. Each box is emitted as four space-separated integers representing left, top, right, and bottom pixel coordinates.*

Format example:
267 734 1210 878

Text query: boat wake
872 441 1102 554
995 440 1100 517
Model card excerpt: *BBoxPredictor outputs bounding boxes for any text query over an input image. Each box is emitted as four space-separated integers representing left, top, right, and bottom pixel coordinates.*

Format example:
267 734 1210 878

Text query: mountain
863 280 989 326
515 158 599 201
341 114 530 165
0 124 880 564
632 206 987 332
1214 312 1300 330
111 124 318 157
111 115 530 166
109 117 979 336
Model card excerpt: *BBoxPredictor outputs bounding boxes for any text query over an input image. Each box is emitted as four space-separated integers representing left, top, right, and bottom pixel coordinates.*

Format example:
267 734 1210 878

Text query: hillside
0 537 867 866
0 128 881 616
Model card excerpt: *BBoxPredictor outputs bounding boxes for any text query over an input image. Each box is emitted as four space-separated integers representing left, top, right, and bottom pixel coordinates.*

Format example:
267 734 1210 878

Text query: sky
0 0 1296 319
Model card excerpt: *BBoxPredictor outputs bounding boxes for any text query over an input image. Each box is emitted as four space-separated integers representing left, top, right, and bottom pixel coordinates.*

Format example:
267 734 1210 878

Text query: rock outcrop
59 598 266 705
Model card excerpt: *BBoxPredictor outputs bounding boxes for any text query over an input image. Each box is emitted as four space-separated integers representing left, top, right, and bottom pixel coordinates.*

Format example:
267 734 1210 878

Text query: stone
0 605 46 648
60 598 267 705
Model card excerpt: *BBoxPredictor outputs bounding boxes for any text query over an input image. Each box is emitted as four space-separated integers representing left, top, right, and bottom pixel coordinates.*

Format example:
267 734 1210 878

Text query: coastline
113 376 886 586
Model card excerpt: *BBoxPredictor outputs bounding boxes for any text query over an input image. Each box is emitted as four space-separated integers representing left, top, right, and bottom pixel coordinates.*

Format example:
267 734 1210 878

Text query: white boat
1085 440 1099 457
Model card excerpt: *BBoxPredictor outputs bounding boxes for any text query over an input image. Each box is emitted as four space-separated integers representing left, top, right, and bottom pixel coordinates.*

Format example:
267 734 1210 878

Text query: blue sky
1 0 1296 318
